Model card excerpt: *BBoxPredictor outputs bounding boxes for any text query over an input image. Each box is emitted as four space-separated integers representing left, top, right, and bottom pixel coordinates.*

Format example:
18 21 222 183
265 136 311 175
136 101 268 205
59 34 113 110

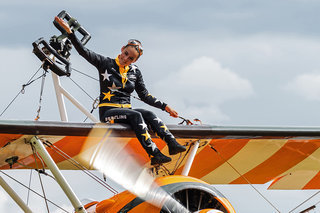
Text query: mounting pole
52 72 68 121
30 136 87 213
51 72 99 122
181 140 200 176
0 176 33 213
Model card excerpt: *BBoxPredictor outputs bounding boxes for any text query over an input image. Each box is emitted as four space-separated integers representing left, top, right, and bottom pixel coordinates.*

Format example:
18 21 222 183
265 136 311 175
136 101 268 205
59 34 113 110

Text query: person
55 17 186 165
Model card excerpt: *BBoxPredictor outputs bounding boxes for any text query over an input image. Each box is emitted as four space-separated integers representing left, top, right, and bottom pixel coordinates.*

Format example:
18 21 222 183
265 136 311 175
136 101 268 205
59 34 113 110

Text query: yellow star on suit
102 91 115 101
142 131 151 141
160 125 168 132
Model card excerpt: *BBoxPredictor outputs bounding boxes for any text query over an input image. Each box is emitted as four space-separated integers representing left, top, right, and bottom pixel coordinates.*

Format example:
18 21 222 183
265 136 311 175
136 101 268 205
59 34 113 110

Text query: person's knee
138 109 156 119
128 110 143 123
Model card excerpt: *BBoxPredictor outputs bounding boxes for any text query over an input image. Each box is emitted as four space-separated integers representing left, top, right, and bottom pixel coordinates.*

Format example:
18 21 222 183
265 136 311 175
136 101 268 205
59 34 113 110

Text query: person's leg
101 107 171 164
134 108 186 155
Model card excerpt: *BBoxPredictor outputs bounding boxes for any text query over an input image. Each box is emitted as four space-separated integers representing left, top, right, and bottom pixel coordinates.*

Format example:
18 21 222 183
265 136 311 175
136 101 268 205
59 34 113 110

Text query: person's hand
54 16 72 34
165 105 178 118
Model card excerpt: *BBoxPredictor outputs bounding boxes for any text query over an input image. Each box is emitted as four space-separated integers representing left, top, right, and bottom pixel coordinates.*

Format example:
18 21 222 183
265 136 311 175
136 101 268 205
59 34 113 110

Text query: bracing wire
26 169 33 205
289 191 320 213
170 142 193 175
171 152 183 174
209 144 281 213
298 205 316 213
31 144 50 213
35 69 48 120
0 170 69 213
69 77 95 101
71 67 99 81
43 140 118 195
0 65 43 117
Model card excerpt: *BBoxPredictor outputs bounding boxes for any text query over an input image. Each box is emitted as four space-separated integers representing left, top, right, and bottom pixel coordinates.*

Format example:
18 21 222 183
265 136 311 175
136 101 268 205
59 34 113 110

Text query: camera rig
32 10 91 76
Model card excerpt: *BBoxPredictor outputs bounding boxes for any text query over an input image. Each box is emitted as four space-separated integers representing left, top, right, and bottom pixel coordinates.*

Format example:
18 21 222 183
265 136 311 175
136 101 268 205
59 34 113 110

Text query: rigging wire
43 140 118 195
0 65 43 117
83 97 99 122
209 144 281 213
289 191 320 213
15 161 55 180
31 144 50 213
170 142 193 175
0 170 69 213
68 67 100 122
299 205 316 213
66 65 194 125
171 152 183 174
71 67 99 81
69 77 95 101
26 169 33 206
35 69 48 120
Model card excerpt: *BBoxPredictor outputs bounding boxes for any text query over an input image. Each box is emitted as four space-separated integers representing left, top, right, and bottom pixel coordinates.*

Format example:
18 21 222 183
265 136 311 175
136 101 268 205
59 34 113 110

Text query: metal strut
30 136 87 213
0 176 33 213
181 140 200 176
52 72 99 122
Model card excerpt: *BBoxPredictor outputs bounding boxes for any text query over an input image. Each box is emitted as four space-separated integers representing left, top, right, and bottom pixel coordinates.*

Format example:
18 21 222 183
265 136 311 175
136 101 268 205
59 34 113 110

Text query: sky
1 0 320 212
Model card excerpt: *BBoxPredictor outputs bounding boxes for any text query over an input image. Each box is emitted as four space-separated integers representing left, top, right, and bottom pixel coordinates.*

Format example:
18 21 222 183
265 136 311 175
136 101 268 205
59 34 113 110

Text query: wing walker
1 10 320 213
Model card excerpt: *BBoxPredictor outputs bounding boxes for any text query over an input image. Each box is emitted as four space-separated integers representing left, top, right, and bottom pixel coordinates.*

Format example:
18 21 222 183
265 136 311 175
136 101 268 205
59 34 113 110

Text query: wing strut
30 136 87 213
0 176 33 213
181 140 200 176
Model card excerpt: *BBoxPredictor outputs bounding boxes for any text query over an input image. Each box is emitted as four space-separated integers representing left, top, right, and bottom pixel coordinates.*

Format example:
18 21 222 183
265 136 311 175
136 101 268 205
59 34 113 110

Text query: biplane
1 10 320 213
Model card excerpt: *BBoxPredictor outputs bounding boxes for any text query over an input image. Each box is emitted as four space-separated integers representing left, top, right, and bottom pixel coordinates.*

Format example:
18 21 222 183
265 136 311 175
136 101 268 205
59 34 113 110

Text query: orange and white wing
1 120 320 190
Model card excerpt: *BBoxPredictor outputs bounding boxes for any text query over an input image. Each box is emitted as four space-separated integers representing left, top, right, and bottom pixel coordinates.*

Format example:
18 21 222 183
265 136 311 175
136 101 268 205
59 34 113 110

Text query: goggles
127 39 143 57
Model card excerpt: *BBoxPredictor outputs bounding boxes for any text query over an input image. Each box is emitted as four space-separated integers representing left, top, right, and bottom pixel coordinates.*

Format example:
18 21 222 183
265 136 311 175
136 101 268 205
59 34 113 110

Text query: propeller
79 124 189 212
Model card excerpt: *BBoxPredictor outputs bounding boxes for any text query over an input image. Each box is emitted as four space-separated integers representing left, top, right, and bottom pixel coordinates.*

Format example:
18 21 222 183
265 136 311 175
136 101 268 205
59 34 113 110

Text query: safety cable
43 140 118 195
31 144 50 213
69 77 95 101
0 170 69 213
71 67 99 81
83 97 99 122
289 191 320 213
0 65 43 117
35 69 48 120
55 61 99 82
209 144 281 213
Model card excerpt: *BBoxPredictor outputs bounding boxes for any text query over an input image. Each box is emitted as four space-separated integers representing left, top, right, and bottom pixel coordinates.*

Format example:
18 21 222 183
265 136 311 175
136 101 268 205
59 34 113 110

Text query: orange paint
303 171 320 189
0 134 22 147
215 197 236 213
96 191 137 213
156 175 207 186
175 139 250 178
231 139 320 184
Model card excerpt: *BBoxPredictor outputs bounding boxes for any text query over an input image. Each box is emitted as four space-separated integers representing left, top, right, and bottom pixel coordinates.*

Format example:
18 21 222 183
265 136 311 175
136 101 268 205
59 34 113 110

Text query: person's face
118 46 139 66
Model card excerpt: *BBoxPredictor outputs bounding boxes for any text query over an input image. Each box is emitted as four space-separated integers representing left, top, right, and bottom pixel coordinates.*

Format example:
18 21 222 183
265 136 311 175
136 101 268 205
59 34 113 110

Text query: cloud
0 190 9 212
154 56 254 123
286 72 320 101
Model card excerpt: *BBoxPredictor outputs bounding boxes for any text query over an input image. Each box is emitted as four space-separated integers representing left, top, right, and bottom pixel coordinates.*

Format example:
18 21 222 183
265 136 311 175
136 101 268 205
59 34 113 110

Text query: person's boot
167 139 186 155
151 149 172 165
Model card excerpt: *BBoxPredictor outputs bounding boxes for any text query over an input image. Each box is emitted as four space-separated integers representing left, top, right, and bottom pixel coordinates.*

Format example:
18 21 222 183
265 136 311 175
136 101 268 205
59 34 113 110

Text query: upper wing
1 120 320 190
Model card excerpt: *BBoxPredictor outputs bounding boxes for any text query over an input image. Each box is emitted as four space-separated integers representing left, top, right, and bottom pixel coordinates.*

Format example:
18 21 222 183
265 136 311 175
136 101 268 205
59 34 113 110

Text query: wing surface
1 120 320 189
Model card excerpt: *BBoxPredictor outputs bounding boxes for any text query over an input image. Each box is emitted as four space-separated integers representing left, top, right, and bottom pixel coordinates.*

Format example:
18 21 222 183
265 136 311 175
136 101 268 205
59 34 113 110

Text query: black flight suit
68 33 179 160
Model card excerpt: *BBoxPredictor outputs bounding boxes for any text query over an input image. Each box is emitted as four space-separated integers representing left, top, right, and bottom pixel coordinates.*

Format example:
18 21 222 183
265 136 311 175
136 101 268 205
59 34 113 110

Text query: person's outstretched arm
54 17 106 71
135 68 178 118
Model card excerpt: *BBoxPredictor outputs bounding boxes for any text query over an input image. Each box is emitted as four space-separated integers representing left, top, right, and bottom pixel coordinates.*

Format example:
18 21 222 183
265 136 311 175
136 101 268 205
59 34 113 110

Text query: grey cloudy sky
1 0 320 212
